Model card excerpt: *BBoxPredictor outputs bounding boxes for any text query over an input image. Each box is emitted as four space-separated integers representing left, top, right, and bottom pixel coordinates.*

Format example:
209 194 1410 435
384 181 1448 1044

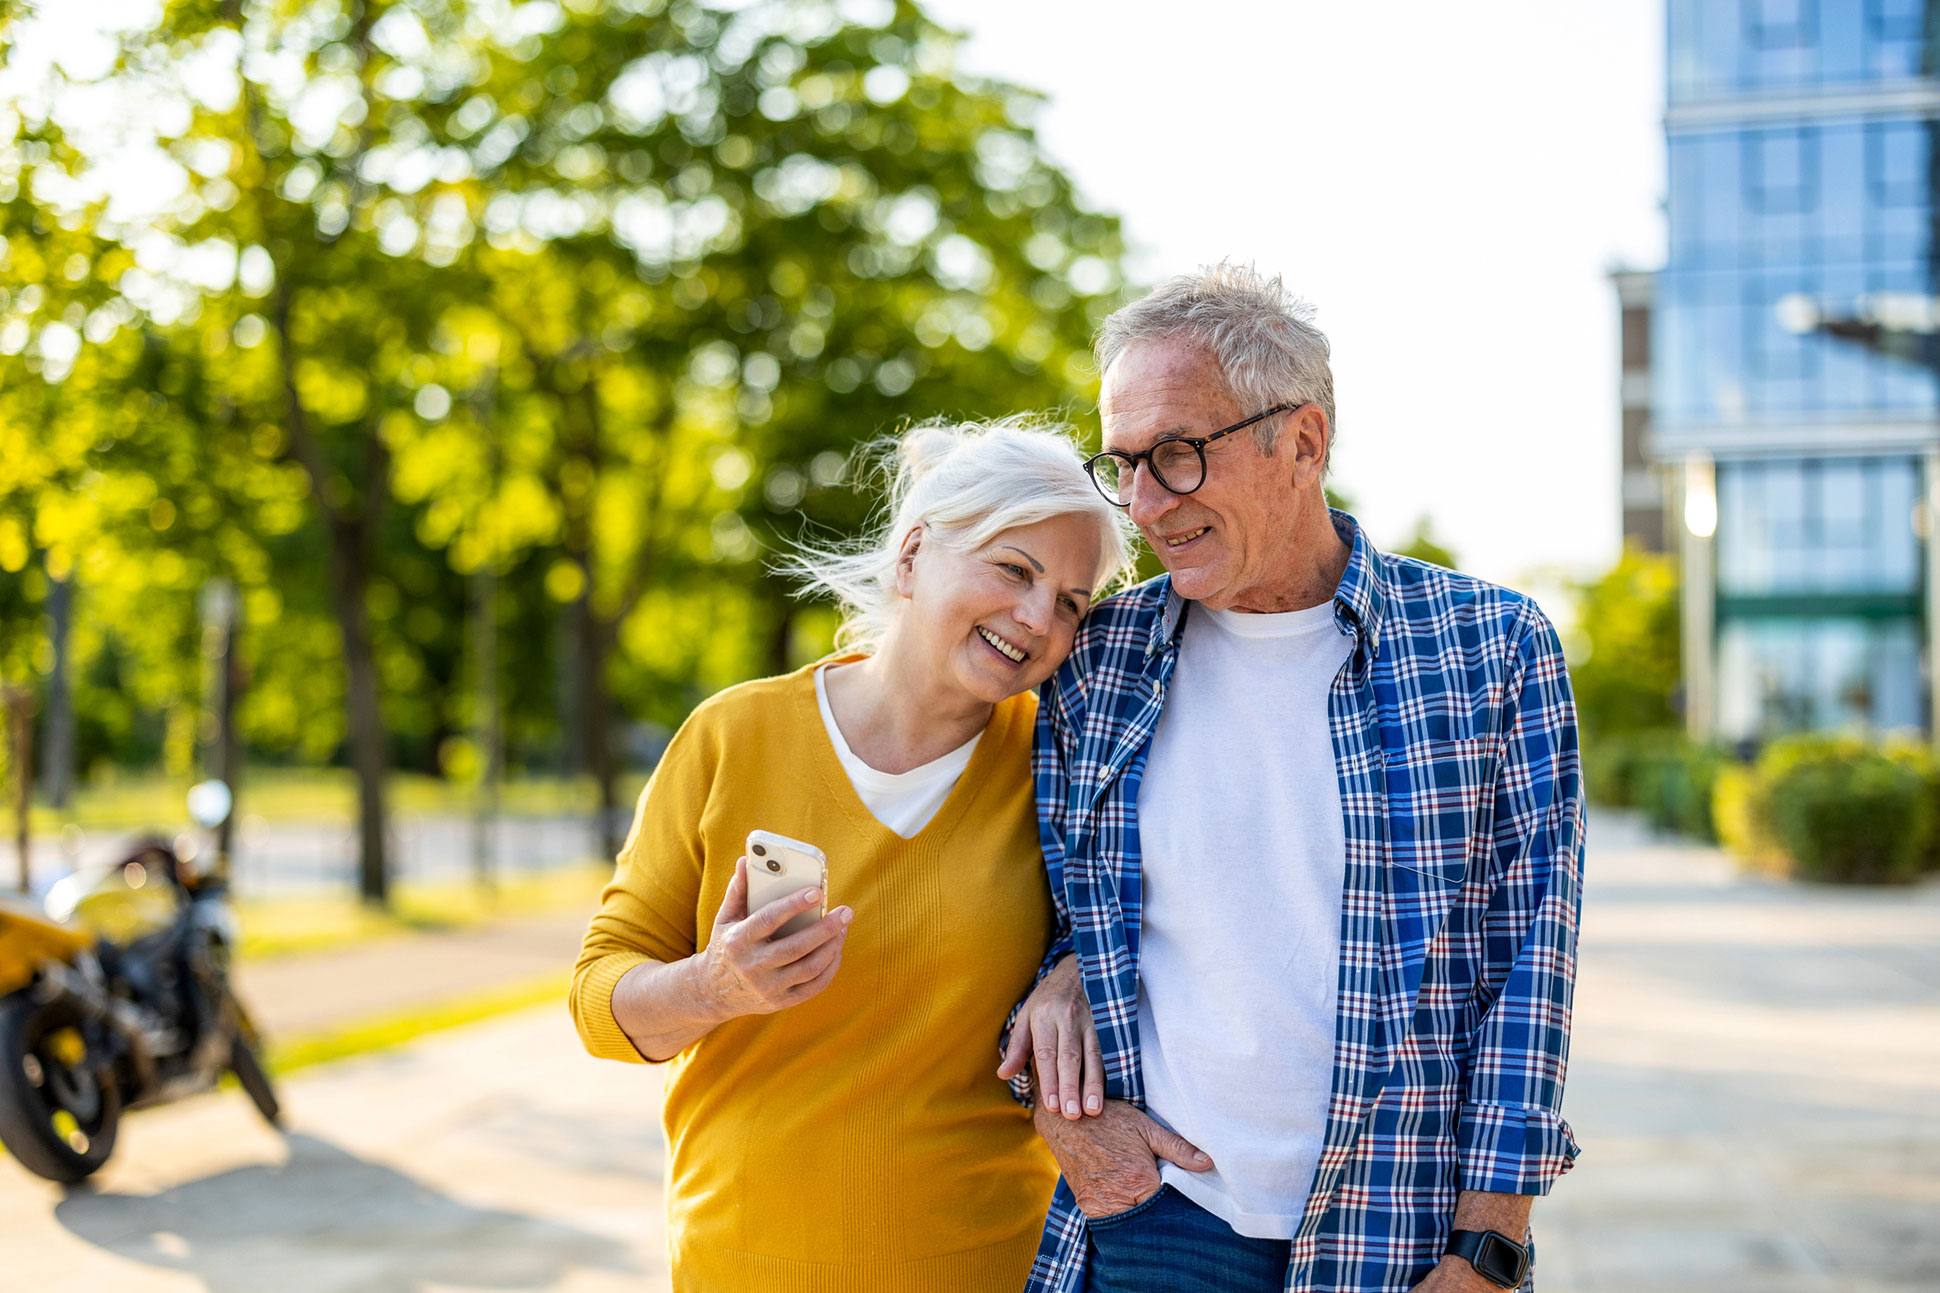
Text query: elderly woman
570 419 1132 1291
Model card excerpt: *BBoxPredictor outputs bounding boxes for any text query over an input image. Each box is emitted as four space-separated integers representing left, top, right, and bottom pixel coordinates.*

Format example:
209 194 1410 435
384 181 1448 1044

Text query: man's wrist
1426 1254 1510 1292
1441 1228 1530 1290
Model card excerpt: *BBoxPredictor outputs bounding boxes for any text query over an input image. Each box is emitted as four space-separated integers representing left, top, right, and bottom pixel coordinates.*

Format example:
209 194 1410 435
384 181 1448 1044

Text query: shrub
1711 763 1783 873
1584 729 1684 809
1647 742 1729 841
1762 739 1931 884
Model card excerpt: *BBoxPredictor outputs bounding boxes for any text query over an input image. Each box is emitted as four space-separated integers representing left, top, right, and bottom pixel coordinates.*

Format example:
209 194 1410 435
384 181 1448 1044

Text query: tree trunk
575 584 620 864
471 560 499 892
767 587 794 677
326 520 390 906
42 573 73 810
212 588 244 878
8 684 33 892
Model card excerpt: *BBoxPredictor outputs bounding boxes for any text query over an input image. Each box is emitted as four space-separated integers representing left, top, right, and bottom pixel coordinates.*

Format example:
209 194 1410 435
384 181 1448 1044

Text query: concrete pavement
0 1006 670 1293
2 815 1937 1291
1542 815 1940 1291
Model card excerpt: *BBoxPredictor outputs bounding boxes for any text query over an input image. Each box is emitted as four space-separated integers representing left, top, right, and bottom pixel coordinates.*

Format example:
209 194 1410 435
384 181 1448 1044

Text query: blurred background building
1626 0 1939 746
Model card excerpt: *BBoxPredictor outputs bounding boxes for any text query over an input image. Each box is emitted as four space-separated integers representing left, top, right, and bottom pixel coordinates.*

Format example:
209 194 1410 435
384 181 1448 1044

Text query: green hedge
1584 729 1726 842
1593 729 1940 884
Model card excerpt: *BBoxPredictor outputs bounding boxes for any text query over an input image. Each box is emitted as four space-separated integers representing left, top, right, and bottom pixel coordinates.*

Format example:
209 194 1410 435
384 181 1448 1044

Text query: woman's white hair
783 416 1135 654
1095 261 1337 466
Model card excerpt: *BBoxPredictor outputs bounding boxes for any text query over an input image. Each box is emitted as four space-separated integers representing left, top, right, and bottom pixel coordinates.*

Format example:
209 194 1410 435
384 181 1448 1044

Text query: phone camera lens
765 858 782 873
751 843 767 857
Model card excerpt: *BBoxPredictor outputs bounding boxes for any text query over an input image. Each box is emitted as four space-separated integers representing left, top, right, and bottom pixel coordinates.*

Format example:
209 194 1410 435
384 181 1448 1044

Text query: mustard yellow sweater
570 662 1057 1292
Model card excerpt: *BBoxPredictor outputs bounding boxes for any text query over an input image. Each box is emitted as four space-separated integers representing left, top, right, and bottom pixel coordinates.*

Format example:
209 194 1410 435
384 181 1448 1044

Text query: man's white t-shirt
1135 600 1354 1239
815 665 980 838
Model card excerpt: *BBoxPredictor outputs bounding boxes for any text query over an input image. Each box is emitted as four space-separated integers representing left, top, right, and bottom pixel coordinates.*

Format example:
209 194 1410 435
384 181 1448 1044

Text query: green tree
2 0 1129 891
1568 543 1680 740
1392 514 1457 570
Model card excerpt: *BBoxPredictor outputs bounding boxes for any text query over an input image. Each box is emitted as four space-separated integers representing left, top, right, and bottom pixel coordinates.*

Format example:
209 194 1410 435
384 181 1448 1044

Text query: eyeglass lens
1094 440 1205 502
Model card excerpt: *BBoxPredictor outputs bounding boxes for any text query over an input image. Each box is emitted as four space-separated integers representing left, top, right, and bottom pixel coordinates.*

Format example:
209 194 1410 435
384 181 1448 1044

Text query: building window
1746 129 1816 213
1717 456 1921 595
1717 617 1923 740
1867 121 1927 208
1747 0 1813 49
1868 0 1925 43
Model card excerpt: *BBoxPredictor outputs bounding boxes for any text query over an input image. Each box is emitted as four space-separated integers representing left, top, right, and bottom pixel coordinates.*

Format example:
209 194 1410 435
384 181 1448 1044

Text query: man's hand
698 857 853 1018
997 953 1103 1119
1033 1098 1213 1219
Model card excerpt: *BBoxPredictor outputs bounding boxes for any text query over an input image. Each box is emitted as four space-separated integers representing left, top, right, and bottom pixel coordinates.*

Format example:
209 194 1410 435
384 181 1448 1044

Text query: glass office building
1650 0 1939 742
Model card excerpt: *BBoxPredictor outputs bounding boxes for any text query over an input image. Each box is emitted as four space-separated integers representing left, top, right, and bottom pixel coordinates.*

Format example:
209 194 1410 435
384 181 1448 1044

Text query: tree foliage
1567 543 1680 741
0 0 1127 898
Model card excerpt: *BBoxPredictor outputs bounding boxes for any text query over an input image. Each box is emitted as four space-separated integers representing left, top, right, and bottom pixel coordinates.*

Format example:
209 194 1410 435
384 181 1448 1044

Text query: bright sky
926 0 1668 599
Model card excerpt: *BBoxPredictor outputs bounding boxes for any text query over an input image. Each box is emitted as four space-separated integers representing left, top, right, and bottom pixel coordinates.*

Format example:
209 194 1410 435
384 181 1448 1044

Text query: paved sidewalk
0 1006 670 1293
1542 815 1940 1291
232 906 597 1039
2 817 1936 1291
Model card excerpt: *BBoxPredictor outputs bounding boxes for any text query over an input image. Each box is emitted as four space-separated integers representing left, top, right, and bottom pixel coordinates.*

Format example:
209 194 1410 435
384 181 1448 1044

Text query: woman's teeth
978 627 1027 662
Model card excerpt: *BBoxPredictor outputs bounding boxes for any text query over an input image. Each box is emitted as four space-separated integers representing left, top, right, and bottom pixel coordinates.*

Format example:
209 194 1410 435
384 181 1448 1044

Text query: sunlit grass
259 973 568 1076
28 768 623 833
236 865 609 961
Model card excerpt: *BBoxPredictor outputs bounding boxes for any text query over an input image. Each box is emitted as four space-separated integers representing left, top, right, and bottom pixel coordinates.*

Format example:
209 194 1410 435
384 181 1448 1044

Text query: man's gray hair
1096 262 1337 466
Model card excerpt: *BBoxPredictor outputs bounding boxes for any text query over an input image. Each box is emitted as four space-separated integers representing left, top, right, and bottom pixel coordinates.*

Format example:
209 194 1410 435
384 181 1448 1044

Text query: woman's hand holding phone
699 857 854 1019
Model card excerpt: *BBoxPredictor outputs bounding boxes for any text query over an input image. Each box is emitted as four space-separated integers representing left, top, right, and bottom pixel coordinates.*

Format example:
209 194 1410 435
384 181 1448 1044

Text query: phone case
744 830 829 938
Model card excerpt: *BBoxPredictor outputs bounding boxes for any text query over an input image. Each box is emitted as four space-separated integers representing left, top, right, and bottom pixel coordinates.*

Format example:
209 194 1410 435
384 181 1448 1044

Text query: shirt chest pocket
1382 737 1496 886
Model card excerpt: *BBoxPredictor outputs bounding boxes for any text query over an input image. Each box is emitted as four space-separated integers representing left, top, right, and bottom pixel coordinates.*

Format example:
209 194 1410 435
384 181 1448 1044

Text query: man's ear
1289 405 1330 489
892 524 924 598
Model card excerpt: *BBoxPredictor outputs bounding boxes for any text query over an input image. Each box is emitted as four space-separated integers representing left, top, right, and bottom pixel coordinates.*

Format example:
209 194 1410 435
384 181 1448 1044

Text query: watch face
1476 1233 1531 1287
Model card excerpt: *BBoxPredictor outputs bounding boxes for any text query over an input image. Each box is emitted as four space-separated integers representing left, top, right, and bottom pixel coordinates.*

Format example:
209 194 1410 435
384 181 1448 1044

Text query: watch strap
1445 1229 1531 1288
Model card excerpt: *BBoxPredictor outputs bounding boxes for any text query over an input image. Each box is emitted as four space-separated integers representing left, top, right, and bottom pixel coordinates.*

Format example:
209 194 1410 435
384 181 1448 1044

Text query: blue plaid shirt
1015 511 1583 1293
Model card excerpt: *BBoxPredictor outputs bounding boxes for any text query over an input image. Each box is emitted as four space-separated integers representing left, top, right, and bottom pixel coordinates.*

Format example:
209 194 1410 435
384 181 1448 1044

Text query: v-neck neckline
800 656 1019 845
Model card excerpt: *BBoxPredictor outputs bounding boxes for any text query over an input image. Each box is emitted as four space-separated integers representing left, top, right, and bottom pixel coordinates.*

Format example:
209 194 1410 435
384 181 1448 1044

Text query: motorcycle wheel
229 1035 281 1128
0 995 121 1183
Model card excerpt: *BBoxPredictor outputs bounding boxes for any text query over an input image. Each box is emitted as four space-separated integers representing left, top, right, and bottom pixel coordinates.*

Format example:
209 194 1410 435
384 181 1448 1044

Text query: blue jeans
1083 1184 1292 1293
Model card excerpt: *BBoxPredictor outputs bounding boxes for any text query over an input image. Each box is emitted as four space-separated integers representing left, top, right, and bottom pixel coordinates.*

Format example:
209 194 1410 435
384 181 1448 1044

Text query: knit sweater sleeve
569 703 720 1064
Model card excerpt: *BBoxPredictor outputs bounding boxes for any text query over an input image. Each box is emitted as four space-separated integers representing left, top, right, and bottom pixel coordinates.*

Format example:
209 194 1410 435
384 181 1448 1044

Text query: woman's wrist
678 950 737 1030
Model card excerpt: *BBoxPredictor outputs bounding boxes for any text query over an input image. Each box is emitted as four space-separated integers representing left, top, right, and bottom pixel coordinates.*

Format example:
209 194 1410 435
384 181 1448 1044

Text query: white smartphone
744 830 829 939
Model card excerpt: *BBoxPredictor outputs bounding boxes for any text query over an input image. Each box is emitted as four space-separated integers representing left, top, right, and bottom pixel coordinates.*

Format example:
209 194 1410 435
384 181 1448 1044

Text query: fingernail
1086 1096 1101 1112
803 889 821 904
1064 1100 1079 1117
836 907 853 925
1194 1152 1211 1165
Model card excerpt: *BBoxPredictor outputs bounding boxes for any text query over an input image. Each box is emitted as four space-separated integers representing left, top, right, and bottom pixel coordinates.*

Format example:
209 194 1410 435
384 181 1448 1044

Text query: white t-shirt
814 665 981 838
1135 600 1354 1240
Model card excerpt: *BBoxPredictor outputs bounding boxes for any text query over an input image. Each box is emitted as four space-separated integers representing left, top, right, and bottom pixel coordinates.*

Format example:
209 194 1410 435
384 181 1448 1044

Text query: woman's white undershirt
814 665 981 838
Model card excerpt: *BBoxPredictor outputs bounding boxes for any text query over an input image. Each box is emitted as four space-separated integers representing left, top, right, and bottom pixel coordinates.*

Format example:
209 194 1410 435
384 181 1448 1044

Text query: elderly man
1007 264 1582 1293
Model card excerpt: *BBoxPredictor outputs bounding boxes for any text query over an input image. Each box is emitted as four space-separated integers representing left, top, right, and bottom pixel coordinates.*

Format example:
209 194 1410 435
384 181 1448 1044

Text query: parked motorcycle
0 782 278 1183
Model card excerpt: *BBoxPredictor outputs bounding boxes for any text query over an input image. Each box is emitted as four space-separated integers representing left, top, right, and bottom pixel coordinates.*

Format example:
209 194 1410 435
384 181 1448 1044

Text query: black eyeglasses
1083 404 1301 507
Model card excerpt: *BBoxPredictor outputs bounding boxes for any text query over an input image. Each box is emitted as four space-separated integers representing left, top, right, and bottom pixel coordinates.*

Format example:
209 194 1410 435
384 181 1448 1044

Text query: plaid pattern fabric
1018 511 1583 1293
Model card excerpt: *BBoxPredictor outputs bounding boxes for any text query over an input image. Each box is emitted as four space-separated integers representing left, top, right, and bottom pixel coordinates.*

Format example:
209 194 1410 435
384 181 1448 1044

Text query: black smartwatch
1445 1229 1531 1289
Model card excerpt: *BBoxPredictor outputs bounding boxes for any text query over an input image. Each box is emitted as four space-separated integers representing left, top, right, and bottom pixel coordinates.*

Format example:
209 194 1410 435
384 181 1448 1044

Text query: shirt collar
1149 507 1388 660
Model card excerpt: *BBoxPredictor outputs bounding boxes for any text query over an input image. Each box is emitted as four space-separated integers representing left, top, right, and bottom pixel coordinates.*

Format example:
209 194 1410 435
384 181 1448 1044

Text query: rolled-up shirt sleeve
1000 678 1078 1107
1459 603 1584 1194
